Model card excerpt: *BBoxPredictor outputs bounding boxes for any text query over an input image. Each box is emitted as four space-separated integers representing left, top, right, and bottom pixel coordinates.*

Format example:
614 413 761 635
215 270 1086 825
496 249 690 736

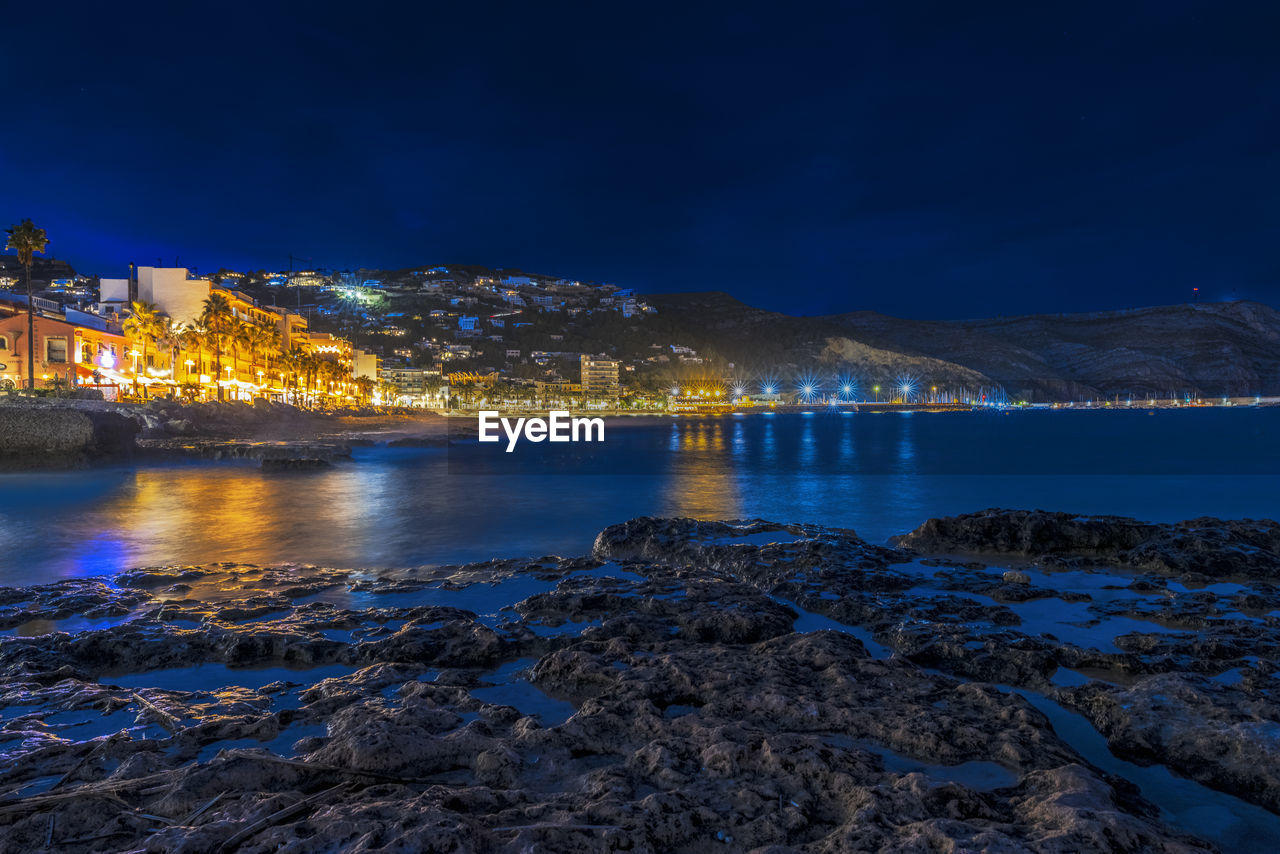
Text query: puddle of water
945 589 1188 654
1002 685 1280 850
1 615 136 637
856 740 1018 790
1167 581 1250 595
772 596 893 658
469 657 576 727
518 618 604 638
700 530 800 547
5 774 61 798
194 721 328 761
307 575 560 626
99 663 360 693
1048 668 1092 687
0 704 42 723
571 563 647 583
39 707 166 742
1209 668 1246 686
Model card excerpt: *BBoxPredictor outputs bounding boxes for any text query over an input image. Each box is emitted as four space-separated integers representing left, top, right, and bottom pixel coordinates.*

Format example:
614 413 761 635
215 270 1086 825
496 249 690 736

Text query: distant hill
643 292 1280 400
0 255 77 283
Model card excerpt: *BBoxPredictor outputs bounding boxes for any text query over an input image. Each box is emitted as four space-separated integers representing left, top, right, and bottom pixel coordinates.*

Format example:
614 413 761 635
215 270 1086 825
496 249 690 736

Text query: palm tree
354 375 375 404
4 219 50 390
179 326 209 395
123 300 166 399
285 345 308 405
231 321 255 397
318 359 342 404
253 322 281 389
199 292 234 401
292 347 320 408
159 321 184 393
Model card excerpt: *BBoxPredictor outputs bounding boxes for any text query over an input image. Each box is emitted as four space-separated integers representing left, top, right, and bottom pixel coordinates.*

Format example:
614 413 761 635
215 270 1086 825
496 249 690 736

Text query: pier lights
873 385 880 402
841 383 853 398
732 385 745 399
762 384 776 395
670 386 680 396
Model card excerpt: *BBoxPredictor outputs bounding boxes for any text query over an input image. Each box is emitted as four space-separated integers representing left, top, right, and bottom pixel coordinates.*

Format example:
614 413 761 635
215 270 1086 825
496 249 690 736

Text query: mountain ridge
641 292 1280 400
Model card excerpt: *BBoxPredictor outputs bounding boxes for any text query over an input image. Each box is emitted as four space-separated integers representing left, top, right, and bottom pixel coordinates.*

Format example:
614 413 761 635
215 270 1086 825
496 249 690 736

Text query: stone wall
0 405 138 457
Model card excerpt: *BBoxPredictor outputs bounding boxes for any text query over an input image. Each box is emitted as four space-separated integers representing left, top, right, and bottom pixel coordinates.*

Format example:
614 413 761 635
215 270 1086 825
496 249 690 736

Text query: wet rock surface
895 508 1280 580
0 512 1276 851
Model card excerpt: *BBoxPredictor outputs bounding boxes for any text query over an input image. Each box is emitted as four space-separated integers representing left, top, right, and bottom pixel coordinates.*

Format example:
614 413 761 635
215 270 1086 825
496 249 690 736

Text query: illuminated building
580 354 620 397
0 291 128 392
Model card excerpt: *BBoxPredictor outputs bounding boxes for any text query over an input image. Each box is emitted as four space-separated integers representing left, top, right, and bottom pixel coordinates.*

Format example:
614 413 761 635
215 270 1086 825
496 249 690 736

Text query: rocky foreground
0 510 1278 852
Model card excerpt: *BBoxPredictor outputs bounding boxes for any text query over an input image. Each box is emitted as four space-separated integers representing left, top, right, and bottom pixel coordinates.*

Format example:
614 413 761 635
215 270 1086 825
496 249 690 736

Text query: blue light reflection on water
0 410 1278 582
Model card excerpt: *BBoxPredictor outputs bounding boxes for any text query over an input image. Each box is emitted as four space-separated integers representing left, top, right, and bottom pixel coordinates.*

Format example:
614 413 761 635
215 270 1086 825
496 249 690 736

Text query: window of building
81 341 93 363
47 337 68 363
0 336 7 350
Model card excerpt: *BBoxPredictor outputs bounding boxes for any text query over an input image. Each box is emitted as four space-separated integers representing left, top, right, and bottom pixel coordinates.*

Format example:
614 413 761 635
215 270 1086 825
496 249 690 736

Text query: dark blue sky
3 1 1278 318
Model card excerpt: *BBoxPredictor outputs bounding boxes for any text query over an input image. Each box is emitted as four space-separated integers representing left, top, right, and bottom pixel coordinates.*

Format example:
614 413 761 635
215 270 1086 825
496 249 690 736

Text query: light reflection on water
1 410 1278 582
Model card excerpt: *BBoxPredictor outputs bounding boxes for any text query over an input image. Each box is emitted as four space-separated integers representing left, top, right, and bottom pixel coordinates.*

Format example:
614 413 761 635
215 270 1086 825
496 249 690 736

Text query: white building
136 267 215 326
352 348 380 380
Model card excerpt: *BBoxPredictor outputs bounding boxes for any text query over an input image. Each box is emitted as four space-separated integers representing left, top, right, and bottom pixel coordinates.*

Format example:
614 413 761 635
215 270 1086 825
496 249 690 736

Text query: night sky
3 1 1278 318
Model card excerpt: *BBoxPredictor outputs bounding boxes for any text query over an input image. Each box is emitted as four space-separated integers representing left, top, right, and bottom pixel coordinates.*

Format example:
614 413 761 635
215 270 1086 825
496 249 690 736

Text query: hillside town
0 240 687 411
5 225 1279 411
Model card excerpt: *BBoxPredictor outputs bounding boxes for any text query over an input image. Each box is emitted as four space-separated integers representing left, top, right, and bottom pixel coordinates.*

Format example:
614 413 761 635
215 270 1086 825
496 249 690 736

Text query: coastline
0 510 1277 851
5 396 1277 471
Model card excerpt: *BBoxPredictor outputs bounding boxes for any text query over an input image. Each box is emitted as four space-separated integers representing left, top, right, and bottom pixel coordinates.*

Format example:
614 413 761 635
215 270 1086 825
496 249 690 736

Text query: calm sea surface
2 409 1279 584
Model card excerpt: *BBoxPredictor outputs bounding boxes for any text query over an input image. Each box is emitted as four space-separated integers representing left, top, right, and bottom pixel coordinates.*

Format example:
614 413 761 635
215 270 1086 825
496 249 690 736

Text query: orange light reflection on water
660 419 743 519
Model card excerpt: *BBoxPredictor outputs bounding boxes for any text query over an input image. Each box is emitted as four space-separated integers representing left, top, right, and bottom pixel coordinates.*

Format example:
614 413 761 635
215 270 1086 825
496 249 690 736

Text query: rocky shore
0 398 449 467
0 510 1277 852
